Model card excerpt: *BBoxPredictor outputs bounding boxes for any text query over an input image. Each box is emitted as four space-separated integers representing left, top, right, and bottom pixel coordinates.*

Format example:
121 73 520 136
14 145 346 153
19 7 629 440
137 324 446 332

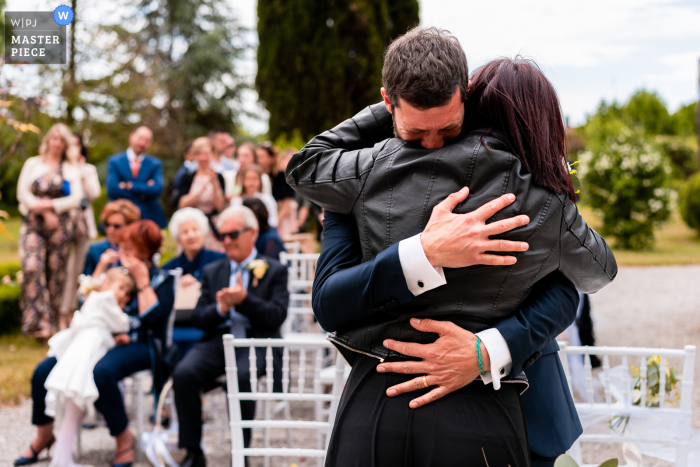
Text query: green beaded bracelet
476 336 485 375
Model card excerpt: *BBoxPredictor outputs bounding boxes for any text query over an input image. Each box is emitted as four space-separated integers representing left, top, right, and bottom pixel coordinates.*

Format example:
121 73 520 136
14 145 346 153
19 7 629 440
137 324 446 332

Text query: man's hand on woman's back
420 187 530 268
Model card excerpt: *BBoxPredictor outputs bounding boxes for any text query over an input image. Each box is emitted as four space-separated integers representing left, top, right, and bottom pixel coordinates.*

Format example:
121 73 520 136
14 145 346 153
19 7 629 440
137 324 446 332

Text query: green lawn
0 334 47 406
578 206 700 266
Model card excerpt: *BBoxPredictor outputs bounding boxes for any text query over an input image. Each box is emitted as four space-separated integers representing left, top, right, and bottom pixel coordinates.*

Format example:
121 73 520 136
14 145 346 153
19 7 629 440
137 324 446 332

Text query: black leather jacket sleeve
558 196 618 293
286 103 394 213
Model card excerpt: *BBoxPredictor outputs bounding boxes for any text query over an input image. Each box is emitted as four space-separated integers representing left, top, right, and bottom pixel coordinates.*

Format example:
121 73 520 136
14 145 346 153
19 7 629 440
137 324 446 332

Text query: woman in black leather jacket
288 58 617 466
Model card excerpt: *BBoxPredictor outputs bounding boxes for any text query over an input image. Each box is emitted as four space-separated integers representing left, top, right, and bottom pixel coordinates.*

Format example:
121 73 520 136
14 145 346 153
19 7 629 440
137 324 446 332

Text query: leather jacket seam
558 194 615 279
418 148 447 230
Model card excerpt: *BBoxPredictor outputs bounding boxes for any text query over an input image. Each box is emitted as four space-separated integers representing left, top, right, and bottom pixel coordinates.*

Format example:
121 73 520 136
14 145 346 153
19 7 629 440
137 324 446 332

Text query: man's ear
380 88 393 114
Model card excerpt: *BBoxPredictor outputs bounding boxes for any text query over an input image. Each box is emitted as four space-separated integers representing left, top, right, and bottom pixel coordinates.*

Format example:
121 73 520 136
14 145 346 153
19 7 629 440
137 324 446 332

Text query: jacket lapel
214 258 231 298
117 153 131 180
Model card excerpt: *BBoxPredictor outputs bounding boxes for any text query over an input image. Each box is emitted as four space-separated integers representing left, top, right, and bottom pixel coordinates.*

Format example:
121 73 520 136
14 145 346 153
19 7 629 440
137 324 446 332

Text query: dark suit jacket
313 211 583 458
193 254 289 384
106 151 166 227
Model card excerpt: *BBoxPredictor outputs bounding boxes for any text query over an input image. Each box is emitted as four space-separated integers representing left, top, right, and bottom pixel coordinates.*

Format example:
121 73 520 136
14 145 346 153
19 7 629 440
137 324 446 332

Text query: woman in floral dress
17 123 83 339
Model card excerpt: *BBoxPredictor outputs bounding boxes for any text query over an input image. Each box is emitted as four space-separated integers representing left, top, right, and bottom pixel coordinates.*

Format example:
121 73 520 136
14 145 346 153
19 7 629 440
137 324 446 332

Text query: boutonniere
246 259 269 287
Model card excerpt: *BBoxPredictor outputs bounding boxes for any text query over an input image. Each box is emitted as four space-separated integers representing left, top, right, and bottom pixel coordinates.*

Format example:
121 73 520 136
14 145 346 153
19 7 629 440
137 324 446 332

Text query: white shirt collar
229 248 258 272
126 147 144 163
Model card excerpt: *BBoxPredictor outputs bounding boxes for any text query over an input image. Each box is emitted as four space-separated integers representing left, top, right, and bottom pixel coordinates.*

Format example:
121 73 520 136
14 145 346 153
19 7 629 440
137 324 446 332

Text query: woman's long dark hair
464 58 577 201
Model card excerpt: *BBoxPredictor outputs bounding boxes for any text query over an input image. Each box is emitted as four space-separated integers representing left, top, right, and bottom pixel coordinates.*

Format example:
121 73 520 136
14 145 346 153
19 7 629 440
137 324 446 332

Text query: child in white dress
44 268 135 467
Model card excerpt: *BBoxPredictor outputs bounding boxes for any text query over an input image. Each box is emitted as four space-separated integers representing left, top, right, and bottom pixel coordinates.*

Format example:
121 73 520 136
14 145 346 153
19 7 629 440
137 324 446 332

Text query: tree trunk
65 0 77 124
697 58 700 171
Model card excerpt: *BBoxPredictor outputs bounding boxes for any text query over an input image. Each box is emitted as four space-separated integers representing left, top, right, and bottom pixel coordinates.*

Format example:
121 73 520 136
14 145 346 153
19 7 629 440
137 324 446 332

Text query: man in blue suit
106 125 167 228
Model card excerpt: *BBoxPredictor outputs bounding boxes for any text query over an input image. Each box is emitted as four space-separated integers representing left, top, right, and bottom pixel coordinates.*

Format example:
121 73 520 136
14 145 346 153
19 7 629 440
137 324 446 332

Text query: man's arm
106 156 134 200
129 159 165 199
285 103 394 213
496 271 579 377
192 267 229 330
313 189 576 403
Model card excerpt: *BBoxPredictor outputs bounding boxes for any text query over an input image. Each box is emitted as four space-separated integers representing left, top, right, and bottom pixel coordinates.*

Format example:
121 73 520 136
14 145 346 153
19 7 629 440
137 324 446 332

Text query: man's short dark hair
208 128 230 139
382 27 468 109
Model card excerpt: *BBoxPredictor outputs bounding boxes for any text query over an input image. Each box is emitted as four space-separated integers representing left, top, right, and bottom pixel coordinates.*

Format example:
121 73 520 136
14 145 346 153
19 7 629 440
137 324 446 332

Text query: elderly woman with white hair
161 208 226 356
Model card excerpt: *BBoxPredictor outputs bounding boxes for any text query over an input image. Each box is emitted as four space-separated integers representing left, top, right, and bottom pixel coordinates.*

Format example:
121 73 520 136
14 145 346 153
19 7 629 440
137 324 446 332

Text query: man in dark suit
106 125 167 228
172 205 289 467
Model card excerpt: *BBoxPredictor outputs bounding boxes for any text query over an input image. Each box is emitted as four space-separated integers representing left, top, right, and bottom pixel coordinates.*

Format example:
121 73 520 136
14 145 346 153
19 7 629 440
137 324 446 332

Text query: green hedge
0 262 21 281
0 284 21 334
680 173 700 235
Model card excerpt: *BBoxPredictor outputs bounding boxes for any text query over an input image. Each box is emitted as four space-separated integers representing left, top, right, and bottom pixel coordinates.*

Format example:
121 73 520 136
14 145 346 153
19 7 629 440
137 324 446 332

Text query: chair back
223 335 347 467
558 343 696 467
284 242 301 254
281 293 325 337
279 252 319 293
164 267 183 349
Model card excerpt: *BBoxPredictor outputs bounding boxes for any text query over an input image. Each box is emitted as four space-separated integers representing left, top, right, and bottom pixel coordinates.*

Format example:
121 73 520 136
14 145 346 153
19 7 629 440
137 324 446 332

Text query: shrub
0 285 21 334
583 126 673 250
679 173 700 235
0 262 21 281
656 135 698 180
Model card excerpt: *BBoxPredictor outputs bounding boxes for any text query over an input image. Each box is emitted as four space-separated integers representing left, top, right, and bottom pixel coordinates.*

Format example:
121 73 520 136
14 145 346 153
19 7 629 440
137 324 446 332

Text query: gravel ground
1 265 698 467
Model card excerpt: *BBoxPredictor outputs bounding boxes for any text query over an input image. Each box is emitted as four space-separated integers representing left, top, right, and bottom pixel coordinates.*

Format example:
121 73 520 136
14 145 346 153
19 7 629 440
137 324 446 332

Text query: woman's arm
50 164 84 214
557 196 618 293
92 249 119 278
177 173 200 209
82 164 102 201
212 173 226 212
285 103 395 214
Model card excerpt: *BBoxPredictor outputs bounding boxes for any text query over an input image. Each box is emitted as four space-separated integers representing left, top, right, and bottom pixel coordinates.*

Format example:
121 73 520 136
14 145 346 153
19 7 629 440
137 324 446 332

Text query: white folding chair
223 335 347 467
282 293 326 339
284 242 301 254
559 343 696 467
279 252 319 293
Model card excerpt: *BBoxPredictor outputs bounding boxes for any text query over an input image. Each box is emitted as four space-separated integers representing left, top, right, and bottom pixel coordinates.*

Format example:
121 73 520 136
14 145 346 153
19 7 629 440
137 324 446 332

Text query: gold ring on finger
423 375 428 388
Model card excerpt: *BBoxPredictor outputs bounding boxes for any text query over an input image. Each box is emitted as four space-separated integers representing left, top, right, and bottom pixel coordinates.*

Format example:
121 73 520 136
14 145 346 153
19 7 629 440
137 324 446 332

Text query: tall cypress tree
256 0 419 139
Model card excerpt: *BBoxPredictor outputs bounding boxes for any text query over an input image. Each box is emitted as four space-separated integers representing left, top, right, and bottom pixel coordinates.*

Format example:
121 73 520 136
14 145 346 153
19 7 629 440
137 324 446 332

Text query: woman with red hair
16 220 175 467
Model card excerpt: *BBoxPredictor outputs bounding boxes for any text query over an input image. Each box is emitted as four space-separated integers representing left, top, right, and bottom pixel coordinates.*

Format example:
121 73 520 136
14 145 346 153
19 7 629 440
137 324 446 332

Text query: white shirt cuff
398 234 446 296
477 328 512 390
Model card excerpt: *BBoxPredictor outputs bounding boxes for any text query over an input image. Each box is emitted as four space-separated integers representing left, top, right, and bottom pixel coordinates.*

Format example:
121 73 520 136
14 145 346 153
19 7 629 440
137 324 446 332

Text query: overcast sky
5 0 700 134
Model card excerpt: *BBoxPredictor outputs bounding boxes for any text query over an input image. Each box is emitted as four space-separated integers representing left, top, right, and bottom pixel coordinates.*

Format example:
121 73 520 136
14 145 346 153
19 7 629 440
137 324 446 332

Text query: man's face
382 88 464 149
129 127 153 155
220 215 257 263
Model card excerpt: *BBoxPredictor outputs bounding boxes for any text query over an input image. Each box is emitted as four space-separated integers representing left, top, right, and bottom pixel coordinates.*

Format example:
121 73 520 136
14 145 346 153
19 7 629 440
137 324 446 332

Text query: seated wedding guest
106 125 167 228
170 140 197 209
83 200 141 276
17 123 83 339
177 136 227 251
274 148 301 238
208 128 238 173
44 268 134 467
232 164 278 228
234 142 271 194
255 142 277 195
243 198 285 260
172 205 289 467
162 208 225 355
60 132 102 328
16 220 174 467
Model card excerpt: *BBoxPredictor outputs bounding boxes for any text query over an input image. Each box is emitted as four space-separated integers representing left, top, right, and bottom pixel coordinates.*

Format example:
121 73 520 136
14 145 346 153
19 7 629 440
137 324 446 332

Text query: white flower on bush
583 125 672 249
